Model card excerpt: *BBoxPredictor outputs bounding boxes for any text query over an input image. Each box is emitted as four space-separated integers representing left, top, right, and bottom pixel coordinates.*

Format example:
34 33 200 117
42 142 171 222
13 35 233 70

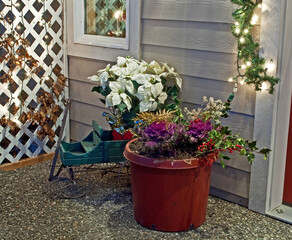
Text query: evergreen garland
228 0 280 102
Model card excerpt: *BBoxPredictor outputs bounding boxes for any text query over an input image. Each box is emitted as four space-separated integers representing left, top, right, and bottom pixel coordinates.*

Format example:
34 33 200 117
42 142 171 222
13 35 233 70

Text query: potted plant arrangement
90 56 270 232
124 97 269 232
88 56 183 137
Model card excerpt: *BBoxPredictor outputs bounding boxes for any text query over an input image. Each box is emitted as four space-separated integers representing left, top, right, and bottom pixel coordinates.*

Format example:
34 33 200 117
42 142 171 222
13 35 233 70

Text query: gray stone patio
0 161 291 240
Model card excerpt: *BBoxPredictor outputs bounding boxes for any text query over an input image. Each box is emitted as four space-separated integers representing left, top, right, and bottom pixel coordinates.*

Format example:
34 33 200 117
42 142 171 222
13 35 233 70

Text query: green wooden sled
60 120 128 166
48 102 129 198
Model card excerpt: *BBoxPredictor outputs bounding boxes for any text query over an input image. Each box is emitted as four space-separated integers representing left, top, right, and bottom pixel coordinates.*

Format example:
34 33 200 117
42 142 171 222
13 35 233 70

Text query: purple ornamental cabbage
187 119 213 142
141 121 176 143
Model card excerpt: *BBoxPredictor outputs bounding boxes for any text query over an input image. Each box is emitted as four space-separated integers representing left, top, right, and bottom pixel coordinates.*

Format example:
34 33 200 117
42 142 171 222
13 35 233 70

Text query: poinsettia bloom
106 78 134 110
88 71 109 89
140 99 157 112
158 92 167 104
106 92 132 111
110 78 135 94
151 82 163 98
136 82 164 100
147 61 164 75
109 65 122 77
136 83 155 112
136 82 152 101
117 56 127 67
90 57 183 121
161 62 182 89
132 73 152 85
125 61 142 76
139 60 149 72
136 82 167 111
150 74 162 83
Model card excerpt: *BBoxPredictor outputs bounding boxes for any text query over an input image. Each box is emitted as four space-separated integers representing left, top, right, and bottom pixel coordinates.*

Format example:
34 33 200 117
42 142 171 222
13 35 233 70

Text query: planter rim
123 138 218 170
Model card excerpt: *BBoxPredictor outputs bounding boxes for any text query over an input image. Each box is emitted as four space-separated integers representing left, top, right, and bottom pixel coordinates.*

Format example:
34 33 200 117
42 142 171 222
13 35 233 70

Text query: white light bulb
241 65 246 69
228 78 233 82
240 80 245 85
260 82 268 90
233 83 238 92
235 21 239 26
114 10 122 19
239 37 245 43
244 29 249 34
235 28 240 34
261 3 268 12
246 61 251 67
251 15 258 25
11 41 14 44
266 62 275 72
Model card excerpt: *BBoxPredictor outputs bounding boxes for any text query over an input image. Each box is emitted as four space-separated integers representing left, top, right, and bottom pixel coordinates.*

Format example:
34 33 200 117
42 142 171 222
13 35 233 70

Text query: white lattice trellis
0 0 67 164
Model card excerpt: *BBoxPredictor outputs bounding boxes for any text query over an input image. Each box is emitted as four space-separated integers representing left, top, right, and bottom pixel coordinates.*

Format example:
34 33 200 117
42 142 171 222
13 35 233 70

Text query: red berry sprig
219 144 243 153
198 139 215 152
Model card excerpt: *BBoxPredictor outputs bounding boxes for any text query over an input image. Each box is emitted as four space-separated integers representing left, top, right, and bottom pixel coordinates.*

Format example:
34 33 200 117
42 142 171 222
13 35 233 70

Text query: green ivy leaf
247 152 255 164
247 141 257 150
240 148 247 156
259 148 271 156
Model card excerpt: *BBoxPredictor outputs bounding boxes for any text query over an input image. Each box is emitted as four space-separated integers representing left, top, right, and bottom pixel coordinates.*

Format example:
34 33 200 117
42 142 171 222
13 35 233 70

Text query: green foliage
259 148 271 160
166 96 185 124
92 85 111 97
202 124 269 167
230 0 280 95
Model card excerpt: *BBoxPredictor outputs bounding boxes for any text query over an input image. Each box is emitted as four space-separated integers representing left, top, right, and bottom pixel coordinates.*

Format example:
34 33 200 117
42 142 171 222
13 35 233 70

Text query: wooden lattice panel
0 0 66 163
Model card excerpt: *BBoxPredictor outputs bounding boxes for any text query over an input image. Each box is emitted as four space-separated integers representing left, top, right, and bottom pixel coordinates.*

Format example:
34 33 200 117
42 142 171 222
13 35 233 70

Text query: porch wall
67 0 257 205
68 57 112 141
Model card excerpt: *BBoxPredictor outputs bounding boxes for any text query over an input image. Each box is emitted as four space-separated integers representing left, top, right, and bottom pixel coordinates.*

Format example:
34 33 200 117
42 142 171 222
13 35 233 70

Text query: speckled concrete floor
0 161 291 240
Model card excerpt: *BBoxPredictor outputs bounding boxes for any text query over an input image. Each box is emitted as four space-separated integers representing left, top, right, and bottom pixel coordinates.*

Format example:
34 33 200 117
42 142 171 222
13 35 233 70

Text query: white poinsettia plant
88 56 182 128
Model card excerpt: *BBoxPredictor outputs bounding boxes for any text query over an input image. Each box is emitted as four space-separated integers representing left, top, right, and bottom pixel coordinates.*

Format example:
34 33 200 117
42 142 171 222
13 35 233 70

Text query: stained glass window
84 0 126 38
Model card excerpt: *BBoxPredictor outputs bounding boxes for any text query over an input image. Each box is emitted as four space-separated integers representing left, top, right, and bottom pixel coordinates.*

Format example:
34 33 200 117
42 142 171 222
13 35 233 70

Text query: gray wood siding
67 0 257 204
142 0 236 23
68 57 112 141
142 20 238 54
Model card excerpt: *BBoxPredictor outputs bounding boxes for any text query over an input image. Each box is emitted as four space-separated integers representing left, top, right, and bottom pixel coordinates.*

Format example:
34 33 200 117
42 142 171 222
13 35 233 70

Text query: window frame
74 0 130 50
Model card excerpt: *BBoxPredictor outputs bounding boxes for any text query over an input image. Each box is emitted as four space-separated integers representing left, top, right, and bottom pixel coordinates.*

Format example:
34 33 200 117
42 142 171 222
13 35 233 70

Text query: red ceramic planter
123 139 218 232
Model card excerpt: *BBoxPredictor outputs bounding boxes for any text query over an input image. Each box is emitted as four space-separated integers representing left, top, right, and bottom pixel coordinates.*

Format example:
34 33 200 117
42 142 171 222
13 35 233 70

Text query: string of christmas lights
227 0 280 102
